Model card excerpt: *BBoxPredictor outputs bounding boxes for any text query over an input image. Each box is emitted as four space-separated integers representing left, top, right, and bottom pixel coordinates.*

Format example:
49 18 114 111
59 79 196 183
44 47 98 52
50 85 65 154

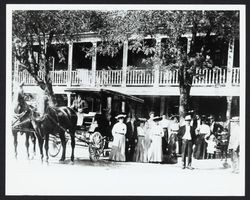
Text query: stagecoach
46 87 144 161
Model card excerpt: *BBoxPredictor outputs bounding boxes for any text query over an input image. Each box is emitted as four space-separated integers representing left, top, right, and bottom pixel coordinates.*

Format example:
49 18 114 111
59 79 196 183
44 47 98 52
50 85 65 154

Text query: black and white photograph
6 4 245 196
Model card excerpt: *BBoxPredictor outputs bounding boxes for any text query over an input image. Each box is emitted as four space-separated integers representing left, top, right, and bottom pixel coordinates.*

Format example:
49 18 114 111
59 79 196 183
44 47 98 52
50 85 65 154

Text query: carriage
12 87 144 162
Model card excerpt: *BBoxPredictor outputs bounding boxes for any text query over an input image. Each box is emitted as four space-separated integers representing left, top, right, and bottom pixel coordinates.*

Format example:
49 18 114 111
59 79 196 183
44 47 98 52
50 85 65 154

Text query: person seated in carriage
70 94 89 127
71 94 89 114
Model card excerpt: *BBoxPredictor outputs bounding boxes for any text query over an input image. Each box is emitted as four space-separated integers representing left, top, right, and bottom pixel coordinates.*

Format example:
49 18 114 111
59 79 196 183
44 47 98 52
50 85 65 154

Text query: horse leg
31 133 36 158
70 131 75 162
25 133 30 159
59 132 66 162
12 131 18 159
37 137 44 163
44 133 49 163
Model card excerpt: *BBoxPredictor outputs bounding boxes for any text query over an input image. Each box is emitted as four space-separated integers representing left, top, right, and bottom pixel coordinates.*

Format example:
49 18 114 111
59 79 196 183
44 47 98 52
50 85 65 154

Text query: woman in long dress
133 118 147 162
148 116 164 163
144 111 155 162
109 114 127 162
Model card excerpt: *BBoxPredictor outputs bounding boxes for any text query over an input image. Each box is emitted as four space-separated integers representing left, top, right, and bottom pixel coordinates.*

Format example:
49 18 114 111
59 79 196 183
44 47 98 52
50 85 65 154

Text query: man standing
194 116 210 159
228 117 240 174
178 115 196 169
125 115 135 161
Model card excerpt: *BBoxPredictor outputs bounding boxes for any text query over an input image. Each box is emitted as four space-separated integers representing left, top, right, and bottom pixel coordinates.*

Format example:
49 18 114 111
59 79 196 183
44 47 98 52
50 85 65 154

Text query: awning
64 87 144 103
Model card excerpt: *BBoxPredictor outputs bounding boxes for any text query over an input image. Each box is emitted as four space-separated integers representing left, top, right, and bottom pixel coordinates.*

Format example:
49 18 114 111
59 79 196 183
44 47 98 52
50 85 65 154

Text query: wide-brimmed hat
115 114 126 119
170 114 179 120
185 115 192 121
153 116 162 122
208 115 215 119
138 118 147 122
230 116 239 122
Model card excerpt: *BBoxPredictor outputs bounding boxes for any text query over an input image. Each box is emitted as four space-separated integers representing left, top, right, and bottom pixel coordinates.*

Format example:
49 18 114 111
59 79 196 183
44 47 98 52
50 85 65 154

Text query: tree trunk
179 84 191 125
44 81 56 107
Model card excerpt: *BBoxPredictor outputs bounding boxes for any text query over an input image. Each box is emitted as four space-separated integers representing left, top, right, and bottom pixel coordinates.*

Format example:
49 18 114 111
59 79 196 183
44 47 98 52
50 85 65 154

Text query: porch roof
64 87 144 103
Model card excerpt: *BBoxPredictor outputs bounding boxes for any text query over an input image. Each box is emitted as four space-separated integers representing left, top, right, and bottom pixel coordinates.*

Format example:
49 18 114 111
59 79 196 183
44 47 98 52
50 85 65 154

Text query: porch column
122 40 128 87
67 41 73 87
160 96 165 116
67 93 71 107
121 101 126 113
91 41 97 87
107 96 112 123
226 96 233 126
14 57 19 84
187 37 192 54
154 37 161 87
226 38 235 88
165 98 169 118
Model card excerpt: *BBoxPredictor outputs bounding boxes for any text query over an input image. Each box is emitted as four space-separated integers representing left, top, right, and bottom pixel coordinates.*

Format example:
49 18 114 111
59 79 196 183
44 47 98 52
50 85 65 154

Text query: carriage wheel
89 132 105 162
49 136 61 157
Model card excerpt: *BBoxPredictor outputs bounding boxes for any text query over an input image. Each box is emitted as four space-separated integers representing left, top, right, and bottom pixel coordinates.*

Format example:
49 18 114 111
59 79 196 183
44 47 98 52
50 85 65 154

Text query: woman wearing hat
109 114 127 162
148 116 164 163
168 116 180 156
144 111 155 162
133 118 147 162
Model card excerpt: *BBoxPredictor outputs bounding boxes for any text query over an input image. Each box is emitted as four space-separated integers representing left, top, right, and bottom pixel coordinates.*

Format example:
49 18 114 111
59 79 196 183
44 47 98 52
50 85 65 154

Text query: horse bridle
12 110 29 128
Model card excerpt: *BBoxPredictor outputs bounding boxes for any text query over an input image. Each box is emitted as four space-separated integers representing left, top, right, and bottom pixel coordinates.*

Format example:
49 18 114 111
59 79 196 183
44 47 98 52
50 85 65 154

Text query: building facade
14 32 240 120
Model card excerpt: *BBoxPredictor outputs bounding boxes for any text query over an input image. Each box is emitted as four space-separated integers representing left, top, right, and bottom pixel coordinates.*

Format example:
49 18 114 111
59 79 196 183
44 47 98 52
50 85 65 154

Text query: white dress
205 135 217 154
148 124 164 162
109 122 127 161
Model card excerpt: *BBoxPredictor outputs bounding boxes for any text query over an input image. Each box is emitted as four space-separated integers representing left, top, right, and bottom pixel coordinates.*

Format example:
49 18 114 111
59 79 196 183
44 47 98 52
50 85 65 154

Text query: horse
12 89 36 159
29 94 78 163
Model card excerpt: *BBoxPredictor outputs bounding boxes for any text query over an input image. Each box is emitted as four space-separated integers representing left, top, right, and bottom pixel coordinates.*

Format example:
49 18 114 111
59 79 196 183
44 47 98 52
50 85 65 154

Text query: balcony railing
15 67 240 87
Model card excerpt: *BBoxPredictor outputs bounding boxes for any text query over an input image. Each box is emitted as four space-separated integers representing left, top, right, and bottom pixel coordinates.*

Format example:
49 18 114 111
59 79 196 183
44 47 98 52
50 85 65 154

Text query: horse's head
13 86 29 115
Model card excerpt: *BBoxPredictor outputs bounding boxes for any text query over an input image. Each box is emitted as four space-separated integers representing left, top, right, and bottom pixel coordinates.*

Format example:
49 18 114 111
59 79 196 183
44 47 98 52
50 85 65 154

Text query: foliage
12 10 239 116
12 10 106 102
95 10 239 118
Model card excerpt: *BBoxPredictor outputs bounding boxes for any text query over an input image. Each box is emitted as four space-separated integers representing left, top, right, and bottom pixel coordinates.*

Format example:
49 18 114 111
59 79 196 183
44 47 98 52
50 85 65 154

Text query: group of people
69 94 239 172
108 111 240 172
109 112 165 163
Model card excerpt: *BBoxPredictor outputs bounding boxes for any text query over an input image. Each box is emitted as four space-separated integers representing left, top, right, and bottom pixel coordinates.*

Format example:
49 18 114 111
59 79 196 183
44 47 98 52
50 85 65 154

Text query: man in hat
194 115 210 159
160 114 170 155
177 115 196 169
71 94 89 114
125 115 136 161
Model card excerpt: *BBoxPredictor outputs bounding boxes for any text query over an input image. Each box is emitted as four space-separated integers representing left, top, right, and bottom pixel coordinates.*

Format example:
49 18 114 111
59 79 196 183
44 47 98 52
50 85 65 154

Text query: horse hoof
70 161 74 165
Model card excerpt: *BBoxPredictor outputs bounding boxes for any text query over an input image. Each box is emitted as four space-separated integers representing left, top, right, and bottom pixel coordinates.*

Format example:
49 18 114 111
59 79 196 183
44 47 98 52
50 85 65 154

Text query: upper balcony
15 67 240 97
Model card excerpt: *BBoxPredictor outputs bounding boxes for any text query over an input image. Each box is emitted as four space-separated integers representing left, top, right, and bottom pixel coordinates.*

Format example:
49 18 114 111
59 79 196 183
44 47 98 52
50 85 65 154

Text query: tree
12 10 105 105
12 10 239 120
93 10 239 122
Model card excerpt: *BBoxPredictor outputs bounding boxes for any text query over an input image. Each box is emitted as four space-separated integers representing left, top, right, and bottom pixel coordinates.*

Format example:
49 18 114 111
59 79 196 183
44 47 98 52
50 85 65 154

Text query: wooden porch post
226 38 235 88
154 37 161 87
91 41 97 87
226 96 233 126
121 101 126 113
67 93 71 107
14 57 19 84
67 41 73 87
160 96 165 116
107 96 112 124
187 37 192 54
122 40 128 87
